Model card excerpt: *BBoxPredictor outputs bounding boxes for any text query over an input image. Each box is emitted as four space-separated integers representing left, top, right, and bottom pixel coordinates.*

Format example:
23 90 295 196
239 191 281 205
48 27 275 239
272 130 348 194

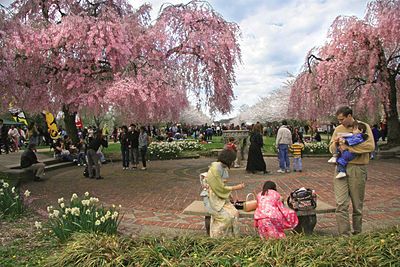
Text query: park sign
222 130 249 144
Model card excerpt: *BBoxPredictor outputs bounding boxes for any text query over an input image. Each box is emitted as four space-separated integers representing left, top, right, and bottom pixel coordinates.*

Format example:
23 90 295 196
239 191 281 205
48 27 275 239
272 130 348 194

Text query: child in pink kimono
254 181 298 239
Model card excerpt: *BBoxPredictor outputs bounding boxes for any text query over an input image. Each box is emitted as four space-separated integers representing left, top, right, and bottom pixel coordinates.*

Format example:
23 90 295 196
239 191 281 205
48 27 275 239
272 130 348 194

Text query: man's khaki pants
24 163 46 178
333 164 367 235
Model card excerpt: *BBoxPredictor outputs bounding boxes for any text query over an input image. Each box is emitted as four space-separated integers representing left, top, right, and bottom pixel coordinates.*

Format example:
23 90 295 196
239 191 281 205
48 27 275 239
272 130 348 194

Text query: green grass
45 226 400 266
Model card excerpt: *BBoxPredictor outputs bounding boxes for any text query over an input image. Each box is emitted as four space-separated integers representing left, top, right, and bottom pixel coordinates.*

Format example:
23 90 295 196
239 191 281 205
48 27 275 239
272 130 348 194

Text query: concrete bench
183 200 336 235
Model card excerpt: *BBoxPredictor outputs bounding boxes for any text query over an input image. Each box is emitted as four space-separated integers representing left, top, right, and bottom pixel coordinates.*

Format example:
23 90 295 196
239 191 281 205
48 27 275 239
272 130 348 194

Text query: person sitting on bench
20 143 45 181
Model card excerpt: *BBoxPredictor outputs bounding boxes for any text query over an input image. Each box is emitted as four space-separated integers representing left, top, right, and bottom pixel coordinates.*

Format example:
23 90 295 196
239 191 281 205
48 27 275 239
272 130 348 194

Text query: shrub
176 141 204 151
45 192 122 242
0 179 30 218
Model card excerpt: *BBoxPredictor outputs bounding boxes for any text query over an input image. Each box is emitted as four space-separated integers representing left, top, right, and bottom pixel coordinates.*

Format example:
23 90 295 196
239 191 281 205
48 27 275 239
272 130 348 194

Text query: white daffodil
60 203 65 209
71 193 78 201
95 220 101 226
81 199 90 206
95 212 99 218
84 192 89 197
24 190 31 197
71 207 80 216
47 206 53 212
62 215 66 219
34 221 42 229
11 187 15 193
100 216 106 222
85 209 91 215
65 208 71 214
111 211 119 220
118 205 122 208
89 197 99 203
3 182 9 188
53 210 60 218
58 197 64 204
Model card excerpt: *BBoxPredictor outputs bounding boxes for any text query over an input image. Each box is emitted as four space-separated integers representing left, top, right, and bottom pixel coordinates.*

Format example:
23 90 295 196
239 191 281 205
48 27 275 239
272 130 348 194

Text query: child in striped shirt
290 141 304 172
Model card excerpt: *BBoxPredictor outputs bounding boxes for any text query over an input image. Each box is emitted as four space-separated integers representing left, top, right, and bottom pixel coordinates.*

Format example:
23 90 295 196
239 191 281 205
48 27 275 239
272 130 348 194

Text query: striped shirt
290 143 304 158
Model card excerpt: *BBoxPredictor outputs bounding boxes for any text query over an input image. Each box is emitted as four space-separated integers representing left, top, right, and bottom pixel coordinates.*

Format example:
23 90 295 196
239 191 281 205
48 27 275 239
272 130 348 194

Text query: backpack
287 187 317 211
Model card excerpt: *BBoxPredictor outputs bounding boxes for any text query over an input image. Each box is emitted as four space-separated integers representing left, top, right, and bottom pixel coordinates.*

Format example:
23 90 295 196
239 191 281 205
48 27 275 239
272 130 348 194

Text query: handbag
287 187 317 211
243 193 257 212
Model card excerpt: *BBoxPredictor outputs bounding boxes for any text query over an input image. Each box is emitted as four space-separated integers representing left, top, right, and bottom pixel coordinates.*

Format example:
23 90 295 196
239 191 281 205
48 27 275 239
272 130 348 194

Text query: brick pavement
9 155 400 237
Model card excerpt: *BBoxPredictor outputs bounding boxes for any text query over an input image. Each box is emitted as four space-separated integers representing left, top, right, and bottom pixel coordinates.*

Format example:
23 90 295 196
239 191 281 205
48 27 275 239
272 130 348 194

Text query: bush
47 226 400 266
148 141 204 160
0 179 30 218
44 192 122 243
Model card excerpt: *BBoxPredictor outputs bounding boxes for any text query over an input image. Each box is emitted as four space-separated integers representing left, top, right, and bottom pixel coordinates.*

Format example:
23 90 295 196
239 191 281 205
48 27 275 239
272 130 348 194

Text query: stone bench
183 200 336 235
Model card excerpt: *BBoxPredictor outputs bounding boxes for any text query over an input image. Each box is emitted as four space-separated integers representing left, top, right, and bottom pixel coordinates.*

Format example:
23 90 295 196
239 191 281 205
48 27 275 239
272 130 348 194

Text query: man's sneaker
336 172 347 179
328 157 337 164
285 169 291 173
141 167 147 170
277 169 285 173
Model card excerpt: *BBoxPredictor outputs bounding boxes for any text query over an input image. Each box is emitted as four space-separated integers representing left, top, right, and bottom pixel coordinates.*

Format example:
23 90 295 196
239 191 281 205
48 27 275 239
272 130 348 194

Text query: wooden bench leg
205 215 211 236
294 214 317 235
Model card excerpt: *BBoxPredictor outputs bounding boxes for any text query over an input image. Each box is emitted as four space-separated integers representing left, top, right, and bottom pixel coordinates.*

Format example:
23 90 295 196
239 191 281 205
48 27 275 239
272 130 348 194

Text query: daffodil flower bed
43 192 122 242
0 179 30 218
303 142 329 154
148 141 204 160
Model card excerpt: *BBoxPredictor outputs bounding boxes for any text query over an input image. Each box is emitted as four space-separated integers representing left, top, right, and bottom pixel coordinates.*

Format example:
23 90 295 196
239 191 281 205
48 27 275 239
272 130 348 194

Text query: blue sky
129 0 370 119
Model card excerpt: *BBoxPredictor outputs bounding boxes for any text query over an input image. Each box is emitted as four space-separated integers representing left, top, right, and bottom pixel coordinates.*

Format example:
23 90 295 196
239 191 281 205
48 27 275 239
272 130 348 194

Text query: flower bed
43 192 121 242
0 179 30 218
148 141 204 160
303 142 329 154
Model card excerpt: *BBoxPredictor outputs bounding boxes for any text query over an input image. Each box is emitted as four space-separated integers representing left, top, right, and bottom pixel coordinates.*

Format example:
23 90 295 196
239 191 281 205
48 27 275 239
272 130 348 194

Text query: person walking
276 120 292 173
246 123 268 174
329 106 374 236
87 130 108 179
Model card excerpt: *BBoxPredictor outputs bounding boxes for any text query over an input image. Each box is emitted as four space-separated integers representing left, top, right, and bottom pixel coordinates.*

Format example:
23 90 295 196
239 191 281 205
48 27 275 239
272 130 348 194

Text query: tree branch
307 54 334 73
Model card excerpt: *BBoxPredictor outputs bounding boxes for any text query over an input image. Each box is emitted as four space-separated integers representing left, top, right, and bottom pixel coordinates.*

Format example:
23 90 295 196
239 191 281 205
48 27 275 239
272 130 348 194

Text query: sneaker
277 169 285 173
141 167 147 170
328 156 337 164
293 169 297 172
336 172 347 179
285 169 291 173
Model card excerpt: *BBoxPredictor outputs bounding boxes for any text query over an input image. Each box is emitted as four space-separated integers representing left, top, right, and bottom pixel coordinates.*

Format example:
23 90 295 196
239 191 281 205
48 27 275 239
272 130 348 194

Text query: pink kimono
254 190 299 239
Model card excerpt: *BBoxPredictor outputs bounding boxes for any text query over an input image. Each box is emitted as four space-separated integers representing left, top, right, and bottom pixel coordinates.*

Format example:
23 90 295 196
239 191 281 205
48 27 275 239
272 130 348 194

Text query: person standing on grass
329 106 374 236
276 120 292 173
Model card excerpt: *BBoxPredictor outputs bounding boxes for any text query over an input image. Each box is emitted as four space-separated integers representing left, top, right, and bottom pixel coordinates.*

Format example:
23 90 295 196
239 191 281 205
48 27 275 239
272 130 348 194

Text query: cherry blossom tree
234 84 290 124
0 0 241 141
289 0 400 146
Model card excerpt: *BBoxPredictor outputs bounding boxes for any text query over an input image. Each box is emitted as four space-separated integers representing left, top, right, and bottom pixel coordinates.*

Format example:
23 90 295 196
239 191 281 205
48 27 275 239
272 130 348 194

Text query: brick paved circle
21 157 400 236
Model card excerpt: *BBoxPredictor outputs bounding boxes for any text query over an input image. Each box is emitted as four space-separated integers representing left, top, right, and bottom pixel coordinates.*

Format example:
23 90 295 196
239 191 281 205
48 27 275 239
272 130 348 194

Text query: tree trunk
386 75 400 146
62 105 79 144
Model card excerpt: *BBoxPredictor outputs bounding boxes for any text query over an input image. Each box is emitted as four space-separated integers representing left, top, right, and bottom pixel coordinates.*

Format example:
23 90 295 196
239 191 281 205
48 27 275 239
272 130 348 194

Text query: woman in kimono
254 181 298 239
207 149 245 238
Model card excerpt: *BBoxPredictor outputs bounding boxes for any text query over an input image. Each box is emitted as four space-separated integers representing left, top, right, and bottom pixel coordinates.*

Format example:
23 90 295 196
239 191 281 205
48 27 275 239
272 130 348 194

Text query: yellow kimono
207 162 239 238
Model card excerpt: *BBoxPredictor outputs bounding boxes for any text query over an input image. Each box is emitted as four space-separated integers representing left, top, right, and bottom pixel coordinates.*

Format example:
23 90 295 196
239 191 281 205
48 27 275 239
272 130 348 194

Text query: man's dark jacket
20 149 39 168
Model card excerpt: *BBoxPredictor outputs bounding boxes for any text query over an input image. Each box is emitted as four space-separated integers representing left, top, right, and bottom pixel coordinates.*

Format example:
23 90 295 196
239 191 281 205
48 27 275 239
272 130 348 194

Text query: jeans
278 144 290 170
130 147 139 165
140 146 147 167
121 148 129 167
293 157 302 171
77 152 86 165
